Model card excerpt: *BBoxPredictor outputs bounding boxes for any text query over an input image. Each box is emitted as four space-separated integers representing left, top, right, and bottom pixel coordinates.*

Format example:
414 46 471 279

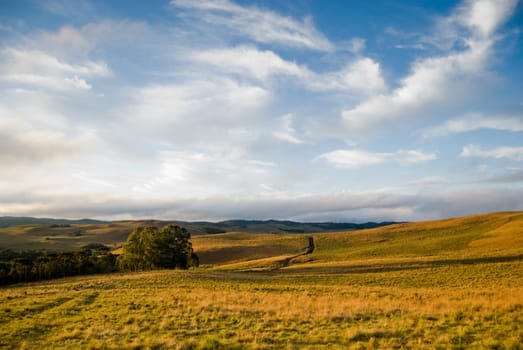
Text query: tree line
0 245 116 285
0 224 198 286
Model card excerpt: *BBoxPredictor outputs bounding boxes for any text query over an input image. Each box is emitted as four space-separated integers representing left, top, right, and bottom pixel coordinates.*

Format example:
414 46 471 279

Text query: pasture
1 211 523 349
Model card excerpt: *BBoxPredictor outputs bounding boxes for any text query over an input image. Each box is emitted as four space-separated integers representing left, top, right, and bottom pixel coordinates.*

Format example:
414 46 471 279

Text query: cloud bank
0 0 521 221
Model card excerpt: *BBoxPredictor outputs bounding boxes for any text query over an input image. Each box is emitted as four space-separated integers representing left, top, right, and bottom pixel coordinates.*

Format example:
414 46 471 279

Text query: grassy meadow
0 221 137 252
1 211 523 349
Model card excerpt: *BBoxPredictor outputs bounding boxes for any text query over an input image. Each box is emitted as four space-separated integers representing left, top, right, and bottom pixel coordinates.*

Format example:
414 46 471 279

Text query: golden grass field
1 211 523 349
0 221 144 252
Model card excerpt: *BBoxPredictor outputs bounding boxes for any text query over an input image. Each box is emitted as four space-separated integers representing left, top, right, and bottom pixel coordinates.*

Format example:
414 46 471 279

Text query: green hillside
191 211 523 270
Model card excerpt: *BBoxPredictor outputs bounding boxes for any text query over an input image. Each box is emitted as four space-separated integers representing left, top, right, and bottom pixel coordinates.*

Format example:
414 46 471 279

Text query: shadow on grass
0 296 74 324
280 254 523 275
275 236 315 269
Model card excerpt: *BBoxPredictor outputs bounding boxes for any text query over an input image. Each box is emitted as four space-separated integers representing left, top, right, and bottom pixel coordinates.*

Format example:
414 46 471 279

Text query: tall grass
1 261 522 349
1 211 523 349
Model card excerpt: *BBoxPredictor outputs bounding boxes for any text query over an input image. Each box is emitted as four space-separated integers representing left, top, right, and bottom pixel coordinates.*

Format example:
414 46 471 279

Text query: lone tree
117 225 198 271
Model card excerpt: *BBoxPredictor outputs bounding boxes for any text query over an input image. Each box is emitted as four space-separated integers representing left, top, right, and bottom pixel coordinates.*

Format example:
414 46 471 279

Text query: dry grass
302 211 523 264
1 263 522 349
0 222 139 251
189 212 523 271
193 233 306 267
1 211 523 349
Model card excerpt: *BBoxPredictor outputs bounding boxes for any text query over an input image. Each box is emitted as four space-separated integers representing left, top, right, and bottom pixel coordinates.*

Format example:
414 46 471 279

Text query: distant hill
176 219 398 235
0 216 107 228
1 212 522 271
0 216 394 233
0 216 397 252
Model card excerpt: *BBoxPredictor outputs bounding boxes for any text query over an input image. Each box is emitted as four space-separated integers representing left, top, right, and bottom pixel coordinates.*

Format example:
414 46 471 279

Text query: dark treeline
0 225 198 286
0 244 117 286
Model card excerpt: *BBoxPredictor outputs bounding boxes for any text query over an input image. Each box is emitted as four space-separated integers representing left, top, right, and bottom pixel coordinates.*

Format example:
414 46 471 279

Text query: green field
1 212 523 349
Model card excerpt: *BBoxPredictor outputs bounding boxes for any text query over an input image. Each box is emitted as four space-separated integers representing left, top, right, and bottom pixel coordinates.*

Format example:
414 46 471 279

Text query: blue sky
1 0 522 222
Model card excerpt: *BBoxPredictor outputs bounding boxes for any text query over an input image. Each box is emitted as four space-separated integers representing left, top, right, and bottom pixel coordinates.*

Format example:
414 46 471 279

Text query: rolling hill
0 217 394 252
1 211 522 349
1 211 522 272
191 211 523 271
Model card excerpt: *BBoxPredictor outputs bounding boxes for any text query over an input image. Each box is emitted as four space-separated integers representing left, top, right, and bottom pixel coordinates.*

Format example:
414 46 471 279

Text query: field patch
1 265 522 349
1 211 523 348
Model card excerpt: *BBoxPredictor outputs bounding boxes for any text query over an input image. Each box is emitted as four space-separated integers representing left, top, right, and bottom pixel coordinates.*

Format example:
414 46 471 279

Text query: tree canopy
117 225 198 271
0 246 116 285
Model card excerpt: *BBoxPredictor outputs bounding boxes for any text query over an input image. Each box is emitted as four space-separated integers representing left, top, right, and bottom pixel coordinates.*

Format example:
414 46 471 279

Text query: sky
0 0 522 222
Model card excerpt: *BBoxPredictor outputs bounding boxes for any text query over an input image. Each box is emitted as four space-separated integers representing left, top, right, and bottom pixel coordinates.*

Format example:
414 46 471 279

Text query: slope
191 211 523 271
0 218 394 252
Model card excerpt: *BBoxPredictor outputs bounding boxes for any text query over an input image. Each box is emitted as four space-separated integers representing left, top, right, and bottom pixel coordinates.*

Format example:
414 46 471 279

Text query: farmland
1 211 523 349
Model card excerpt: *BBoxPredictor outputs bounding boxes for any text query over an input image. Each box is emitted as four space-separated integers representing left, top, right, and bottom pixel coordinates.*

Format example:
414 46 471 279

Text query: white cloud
127 78 270 128
2 48 109 76
171 0 333 51
0 48 110 91
2 186 522 222
273 114 304 144
317 149 388 169
187 46 385 94
131 150 280 200
426 0 518 50
395 150 439 164
2 73 92 91
187 45 307 80
0 116 97 170
317 148 437 169
341 0 517 137
308 57 386 94
114 77 272 160
408 176 446 186
422 112 523 138
461 144 523 161
454 0 519 38
0 0 521 223
34 20 155 56
342 40 491 135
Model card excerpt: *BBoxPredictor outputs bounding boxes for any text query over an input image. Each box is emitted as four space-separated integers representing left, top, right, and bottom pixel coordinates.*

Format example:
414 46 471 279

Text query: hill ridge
192 211 523 270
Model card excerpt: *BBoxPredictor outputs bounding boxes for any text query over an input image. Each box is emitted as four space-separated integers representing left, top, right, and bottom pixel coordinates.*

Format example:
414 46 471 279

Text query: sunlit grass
0 222 137 252
1 211 523 348
1 265 522 349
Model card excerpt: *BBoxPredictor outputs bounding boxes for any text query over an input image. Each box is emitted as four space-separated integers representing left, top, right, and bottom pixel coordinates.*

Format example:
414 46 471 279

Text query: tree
117 225 198 271
9 258 33 283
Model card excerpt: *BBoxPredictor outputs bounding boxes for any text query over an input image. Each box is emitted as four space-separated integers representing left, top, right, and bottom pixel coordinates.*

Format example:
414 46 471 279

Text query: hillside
0 221 142 252
1 211 522 349
0 217 107 228
191 211 523 270
0 217 394 252
1 211 522 271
